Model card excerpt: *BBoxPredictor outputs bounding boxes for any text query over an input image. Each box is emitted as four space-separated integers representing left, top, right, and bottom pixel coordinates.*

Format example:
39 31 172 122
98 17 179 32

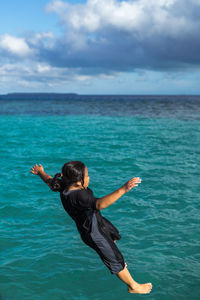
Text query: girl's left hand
30 164 44 175
122 177 142 193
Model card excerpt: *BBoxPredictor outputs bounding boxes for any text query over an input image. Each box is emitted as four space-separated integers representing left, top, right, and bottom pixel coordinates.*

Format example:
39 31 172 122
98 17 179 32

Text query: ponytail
49 172 63 192
49 160 86 192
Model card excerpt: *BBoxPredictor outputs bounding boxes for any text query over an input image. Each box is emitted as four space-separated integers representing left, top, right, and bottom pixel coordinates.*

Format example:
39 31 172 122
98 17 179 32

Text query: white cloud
0 63 14 75
75 75 91 81
34 32 54 40
0 34 33 56
41 0 200 74
37 64 51 73
46 0 194 43
0 0 200 92
29 31 55 47
0 60 96 90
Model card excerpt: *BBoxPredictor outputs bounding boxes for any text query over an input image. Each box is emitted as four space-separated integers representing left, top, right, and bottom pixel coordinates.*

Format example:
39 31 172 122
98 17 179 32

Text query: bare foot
128 282 152 294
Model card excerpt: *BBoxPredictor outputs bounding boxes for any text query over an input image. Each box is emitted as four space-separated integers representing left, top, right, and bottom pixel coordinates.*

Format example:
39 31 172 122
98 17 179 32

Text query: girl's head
50 161 89 192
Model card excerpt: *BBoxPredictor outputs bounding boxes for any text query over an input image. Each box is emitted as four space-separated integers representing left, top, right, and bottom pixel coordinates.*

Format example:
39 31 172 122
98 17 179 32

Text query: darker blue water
0 95 200 300
0 95 200 120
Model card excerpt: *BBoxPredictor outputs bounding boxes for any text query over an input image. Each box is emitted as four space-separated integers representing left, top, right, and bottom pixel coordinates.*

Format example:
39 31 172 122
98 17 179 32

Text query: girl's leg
116 265 152 294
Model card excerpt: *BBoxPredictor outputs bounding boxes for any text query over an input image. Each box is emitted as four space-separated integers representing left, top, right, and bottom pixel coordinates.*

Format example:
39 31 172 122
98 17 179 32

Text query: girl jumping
30 160 152 294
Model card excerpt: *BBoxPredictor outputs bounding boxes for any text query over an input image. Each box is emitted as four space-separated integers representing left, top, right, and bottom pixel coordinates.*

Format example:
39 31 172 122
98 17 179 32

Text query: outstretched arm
30 164 53 190
96 177 142 210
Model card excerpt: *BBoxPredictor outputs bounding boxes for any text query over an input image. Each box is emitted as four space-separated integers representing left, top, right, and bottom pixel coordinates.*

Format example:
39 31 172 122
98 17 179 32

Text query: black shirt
60 187 121 241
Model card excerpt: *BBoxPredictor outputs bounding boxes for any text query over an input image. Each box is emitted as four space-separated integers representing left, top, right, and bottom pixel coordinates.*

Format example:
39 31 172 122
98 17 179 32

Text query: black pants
80 213 125 274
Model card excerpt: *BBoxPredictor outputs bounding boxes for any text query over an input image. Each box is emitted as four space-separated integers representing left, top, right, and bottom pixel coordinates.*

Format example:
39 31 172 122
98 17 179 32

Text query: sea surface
0 95 200 300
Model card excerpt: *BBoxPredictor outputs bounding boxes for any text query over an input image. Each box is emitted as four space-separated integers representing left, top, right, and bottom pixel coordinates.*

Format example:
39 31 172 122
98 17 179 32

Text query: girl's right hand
122 177 142 193
30 164 44 175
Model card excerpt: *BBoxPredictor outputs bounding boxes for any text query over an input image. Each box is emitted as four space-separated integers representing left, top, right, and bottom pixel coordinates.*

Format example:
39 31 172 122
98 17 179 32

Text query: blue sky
0 0 200 95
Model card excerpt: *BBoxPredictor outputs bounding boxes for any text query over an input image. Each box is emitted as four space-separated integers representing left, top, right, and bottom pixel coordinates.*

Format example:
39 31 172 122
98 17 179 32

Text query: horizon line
1 92 200 97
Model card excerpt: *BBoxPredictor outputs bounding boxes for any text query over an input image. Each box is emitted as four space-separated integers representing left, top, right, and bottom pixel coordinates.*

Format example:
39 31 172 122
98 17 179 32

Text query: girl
30 161 152 294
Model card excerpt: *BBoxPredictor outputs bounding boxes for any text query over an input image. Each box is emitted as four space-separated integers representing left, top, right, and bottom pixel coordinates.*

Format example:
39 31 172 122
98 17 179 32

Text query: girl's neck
68 185 85 191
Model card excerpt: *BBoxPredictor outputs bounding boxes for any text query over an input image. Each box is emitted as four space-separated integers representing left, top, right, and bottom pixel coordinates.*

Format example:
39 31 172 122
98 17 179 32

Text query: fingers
130 177 142 183
29 164 42 174
30 164 40 169
131 177 142 186
128 177 142 186
30 167 37 174
125 177 142 191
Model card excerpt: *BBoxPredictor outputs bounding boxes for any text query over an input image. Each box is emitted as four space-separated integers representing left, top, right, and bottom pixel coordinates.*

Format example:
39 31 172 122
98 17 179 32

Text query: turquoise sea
0 96 200 300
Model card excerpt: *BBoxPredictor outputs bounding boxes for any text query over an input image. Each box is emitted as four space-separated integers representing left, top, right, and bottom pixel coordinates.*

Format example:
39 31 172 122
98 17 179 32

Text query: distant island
0 93 78 100
0 93 199 101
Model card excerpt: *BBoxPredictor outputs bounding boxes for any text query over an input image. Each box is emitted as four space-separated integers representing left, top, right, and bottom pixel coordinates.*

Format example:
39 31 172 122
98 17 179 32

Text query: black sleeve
72 188 99 210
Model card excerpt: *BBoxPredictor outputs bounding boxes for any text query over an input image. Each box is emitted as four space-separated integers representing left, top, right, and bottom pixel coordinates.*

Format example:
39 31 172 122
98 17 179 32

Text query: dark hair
50 161 86 192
